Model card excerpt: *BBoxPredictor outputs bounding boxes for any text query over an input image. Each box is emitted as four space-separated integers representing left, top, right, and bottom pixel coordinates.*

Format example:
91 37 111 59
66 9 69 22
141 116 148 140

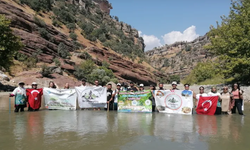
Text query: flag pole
107 102 110 112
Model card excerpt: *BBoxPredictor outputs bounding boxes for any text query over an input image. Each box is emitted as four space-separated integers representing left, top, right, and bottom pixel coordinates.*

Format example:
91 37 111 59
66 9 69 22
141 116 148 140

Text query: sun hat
139 84 144 87
32 82 37 85
172 81 177 85
117 83 121 86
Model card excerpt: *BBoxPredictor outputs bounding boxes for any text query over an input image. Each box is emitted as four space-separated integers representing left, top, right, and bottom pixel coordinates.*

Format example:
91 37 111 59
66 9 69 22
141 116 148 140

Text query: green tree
205 0 250 84
0 15 23 70
88 69 110 85
74 60 96 80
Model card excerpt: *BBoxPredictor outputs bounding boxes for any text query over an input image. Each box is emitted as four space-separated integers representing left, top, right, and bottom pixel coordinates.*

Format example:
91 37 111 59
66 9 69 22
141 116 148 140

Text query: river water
0 93 250 150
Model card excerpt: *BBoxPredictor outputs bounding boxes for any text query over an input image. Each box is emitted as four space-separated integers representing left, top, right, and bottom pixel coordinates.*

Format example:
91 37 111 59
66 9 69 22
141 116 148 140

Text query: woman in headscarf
220 86 234 114
9 81 27 112
208 86 221 115
231 83 244 115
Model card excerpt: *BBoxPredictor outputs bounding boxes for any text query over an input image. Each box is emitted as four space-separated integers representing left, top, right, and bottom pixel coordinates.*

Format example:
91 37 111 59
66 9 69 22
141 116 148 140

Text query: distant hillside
145 35 213 82
0 0 166 89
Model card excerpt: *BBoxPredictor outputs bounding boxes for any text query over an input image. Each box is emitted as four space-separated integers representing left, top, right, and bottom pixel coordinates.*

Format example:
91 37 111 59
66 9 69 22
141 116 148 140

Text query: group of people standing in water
9 79 245 116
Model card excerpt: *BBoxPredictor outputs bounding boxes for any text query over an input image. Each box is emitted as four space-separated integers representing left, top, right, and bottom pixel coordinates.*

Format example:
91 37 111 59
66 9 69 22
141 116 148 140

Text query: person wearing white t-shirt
207 86 222 115
195 86 208 108
93 80 101 110
109 83 122 110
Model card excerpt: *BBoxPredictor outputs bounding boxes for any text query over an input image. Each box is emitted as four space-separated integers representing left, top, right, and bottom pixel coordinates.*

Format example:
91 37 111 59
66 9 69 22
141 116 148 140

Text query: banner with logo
155 90 193 115
75 86 107 108
43 88 77 110
196 96 218 115
118 90 152 112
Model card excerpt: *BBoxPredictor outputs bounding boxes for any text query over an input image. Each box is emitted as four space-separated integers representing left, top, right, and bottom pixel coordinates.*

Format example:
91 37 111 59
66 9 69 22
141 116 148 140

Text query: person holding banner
48 81 58 89
195 86 207 108
110 83 122 110
64 83 70 89
171 81 179 90
9 81 27 112
208 86 222 115
158 83 165 90
231 83 244 115
93 80 101 110
220 86 234 114
139 84 144 91
26 82 43 111
150 84 156 112
105 84 113 111
127 82 138 92
81 78 87 87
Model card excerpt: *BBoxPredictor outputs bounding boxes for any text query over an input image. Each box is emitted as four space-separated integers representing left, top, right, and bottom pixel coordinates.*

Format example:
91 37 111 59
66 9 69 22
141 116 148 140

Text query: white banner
155 90 193 115
43 88 77 110
75 86 107 108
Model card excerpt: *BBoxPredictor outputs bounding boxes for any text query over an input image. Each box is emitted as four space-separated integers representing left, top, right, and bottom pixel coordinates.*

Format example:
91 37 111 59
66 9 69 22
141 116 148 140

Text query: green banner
118 90 152 112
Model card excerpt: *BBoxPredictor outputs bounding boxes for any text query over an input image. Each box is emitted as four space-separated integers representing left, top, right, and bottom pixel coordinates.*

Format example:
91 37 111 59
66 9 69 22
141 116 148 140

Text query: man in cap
109 83 122 110
127 82 138 92
139 84 144 91
171 81 179 90
26 82 43 111
10 81 27 112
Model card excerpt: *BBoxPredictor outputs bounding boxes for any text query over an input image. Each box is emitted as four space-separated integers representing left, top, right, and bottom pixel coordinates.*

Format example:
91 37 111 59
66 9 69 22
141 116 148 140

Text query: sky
108 0 232 51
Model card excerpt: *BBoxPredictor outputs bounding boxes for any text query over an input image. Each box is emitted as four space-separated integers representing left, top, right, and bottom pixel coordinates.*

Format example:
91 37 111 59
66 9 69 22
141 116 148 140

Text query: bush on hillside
69 32 77 41
38 28 50 40
57 43 70 59
41 64 52 77
33 16 46 27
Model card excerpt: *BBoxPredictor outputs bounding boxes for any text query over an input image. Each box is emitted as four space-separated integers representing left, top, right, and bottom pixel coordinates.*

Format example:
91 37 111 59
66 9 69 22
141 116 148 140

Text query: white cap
139 84 144 87
117 83 121 86
172 81 177 85
32 82 38 85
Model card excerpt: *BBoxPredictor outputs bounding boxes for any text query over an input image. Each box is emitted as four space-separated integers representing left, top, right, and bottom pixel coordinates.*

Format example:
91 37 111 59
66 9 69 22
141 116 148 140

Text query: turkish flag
26 89 43 109
196 96 218 115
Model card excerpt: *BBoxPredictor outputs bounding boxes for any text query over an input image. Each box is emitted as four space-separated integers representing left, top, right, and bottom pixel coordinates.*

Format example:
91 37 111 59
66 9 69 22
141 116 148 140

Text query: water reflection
0 94 250 150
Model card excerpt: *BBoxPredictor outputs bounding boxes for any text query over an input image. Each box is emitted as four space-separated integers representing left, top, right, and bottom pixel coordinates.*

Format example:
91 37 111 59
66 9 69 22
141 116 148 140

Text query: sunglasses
223 88 228 90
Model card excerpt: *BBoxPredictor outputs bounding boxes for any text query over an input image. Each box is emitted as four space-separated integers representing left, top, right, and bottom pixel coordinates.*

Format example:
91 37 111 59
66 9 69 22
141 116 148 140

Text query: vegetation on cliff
18 0 144 59
184 0 250 85
0 14 23 70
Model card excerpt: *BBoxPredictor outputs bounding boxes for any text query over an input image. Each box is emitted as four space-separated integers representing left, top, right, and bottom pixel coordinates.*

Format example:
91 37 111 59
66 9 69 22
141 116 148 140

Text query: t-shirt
208 92 221 107
113 89 120 103
107 89 113 102
12 87 27 106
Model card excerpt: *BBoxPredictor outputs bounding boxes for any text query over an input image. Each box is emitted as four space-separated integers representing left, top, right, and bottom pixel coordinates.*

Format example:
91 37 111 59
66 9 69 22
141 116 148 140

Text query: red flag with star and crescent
196 96 218 115
26 89 43 109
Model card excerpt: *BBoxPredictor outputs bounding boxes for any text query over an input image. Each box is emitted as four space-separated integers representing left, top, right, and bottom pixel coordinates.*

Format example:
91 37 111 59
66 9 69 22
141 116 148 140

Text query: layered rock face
0 0 163 89
145 35 211 78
